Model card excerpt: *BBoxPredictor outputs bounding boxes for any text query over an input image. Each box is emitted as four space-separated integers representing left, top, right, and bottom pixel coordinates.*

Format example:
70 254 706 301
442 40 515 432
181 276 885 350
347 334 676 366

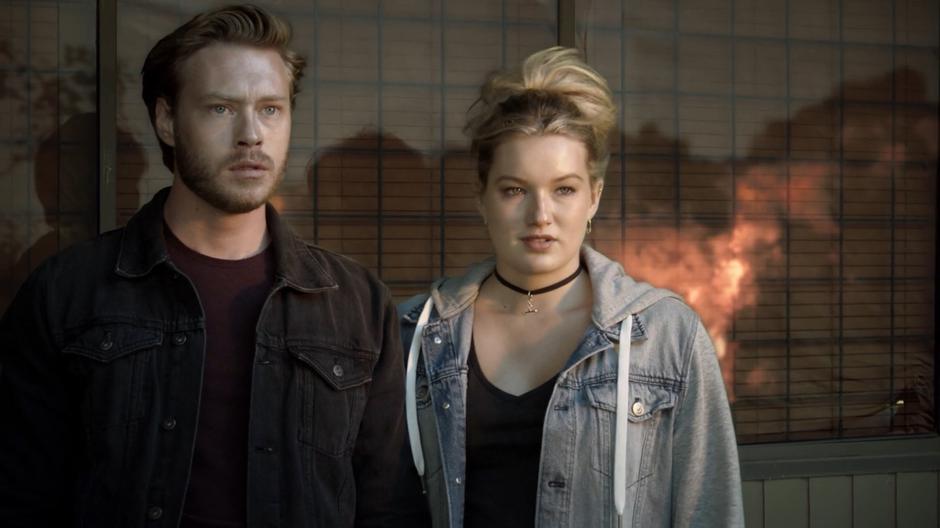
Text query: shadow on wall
303 129 436 285
0 113 145 311
0 33 144 312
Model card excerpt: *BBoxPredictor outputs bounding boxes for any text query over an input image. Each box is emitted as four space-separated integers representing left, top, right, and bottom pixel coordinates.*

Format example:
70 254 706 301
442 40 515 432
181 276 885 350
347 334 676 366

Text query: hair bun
465 46 617 184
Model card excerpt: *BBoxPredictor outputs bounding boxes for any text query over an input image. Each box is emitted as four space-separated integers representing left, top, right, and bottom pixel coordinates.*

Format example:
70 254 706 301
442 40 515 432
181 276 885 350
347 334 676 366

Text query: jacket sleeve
353 293 424 527
670 319 745 528
0 269 75 526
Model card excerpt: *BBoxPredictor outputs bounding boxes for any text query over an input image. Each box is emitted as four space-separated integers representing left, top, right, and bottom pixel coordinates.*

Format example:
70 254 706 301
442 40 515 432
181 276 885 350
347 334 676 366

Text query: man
0 5 406 527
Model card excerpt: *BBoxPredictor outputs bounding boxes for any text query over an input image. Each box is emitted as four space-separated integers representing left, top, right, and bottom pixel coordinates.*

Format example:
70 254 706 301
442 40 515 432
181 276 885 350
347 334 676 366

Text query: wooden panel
897 472 938 528
743 480 764 528
854 474 896 528
765 479 808 528
808 476 851 528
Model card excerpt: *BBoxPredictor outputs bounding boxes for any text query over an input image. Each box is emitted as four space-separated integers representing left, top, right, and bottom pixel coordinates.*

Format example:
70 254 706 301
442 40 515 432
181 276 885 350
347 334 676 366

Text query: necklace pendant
524 292 539 315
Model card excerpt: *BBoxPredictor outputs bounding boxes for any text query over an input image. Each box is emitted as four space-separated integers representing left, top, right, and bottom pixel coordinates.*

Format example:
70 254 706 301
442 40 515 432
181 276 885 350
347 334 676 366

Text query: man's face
156 43 292 214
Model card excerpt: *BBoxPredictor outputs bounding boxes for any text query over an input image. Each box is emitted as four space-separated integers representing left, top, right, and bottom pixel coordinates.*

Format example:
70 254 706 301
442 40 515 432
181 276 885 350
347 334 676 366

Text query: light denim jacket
398 246 744 528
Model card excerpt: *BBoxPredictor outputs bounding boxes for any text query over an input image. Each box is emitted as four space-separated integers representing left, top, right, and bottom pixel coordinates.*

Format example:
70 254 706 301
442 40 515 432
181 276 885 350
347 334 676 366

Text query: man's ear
154 98 175 147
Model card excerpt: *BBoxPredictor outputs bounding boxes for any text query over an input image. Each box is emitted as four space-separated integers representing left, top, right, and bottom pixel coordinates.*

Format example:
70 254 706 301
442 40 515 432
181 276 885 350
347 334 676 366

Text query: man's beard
173 134 284 214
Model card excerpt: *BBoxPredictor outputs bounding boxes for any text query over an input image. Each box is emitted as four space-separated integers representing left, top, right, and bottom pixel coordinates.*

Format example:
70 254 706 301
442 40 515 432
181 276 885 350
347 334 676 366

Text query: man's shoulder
295 241 390 296
29 228 125 282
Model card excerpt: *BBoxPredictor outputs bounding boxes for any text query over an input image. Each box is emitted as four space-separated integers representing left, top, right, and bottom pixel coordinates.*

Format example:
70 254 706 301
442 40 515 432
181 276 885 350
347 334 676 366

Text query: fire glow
621 163 837 401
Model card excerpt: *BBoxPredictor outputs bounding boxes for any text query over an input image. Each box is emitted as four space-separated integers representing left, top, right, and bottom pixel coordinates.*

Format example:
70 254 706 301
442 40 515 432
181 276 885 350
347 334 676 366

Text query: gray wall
743 472 938 528
740 437 940 527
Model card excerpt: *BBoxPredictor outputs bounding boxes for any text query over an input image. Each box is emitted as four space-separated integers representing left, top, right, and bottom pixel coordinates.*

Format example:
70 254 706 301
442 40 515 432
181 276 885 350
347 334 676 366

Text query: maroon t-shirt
165 225 275 528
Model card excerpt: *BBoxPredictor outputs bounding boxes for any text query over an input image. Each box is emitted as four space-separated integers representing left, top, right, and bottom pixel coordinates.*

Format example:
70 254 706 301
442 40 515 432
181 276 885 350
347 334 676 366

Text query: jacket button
99 334 113 351
161 418 177 431
433 336 442 344
332 364 344 377
147 506 163 520
631 401 645 416
442 402 450 410
172 333 187 345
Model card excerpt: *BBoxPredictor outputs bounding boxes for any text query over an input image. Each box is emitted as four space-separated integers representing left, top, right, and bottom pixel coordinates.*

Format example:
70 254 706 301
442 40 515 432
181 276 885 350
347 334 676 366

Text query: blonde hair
464 46 617 187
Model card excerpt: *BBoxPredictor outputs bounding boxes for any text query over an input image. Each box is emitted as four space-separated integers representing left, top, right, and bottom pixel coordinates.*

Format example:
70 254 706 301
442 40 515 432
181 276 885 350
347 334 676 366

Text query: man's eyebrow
492 175 522 184
199 92 290 103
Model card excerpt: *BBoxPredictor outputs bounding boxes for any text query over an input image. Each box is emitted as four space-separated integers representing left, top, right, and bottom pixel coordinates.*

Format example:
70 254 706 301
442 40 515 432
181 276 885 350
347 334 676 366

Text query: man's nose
237 112 262 147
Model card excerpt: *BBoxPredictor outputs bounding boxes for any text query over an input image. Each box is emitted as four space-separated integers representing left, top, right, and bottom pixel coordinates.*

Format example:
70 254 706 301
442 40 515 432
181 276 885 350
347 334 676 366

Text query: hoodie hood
413 245 681 332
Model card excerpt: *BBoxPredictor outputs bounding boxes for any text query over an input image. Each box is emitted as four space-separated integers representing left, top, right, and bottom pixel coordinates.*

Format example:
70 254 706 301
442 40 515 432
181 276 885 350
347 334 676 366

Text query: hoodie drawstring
406 297 434 479
614 314 634 523
407 299 633 519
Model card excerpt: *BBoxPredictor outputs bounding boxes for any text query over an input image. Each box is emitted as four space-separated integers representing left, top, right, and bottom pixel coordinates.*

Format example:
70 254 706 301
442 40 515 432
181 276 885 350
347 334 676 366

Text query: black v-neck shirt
465 341 557 528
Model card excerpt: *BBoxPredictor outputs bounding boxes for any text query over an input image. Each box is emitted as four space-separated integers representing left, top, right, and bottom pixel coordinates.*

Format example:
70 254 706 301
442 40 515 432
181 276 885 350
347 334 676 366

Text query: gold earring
586 218 592 234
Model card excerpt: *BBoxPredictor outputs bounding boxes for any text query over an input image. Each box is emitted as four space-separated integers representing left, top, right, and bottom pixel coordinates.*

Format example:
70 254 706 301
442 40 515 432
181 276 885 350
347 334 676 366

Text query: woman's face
478 133 602 286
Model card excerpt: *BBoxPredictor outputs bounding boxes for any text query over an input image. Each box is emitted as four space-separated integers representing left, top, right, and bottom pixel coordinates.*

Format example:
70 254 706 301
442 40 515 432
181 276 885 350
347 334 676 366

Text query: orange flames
621 163 838 400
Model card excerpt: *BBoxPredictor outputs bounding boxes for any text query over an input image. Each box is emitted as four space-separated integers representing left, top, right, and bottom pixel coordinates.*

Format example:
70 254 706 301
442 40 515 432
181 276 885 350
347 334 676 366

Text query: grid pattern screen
0 0 99 310
579 0 937 442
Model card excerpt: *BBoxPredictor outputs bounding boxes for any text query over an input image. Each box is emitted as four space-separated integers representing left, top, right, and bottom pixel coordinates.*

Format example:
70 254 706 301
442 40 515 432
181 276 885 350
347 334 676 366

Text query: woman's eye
557 186 576 195
503 187 524 196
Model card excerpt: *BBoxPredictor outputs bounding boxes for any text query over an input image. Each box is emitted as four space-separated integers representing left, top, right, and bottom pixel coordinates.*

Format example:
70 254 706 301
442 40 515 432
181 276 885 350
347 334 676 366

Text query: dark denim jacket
0 188 407 528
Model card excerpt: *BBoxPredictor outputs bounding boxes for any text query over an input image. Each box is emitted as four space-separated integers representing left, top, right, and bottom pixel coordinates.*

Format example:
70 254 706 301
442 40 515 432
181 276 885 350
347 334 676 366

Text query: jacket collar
115 187 337 292
409 245 681 341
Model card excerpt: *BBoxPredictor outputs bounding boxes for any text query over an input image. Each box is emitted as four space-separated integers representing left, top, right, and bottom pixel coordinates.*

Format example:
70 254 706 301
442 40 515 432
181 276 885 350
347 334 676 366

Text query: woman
399 47 743 527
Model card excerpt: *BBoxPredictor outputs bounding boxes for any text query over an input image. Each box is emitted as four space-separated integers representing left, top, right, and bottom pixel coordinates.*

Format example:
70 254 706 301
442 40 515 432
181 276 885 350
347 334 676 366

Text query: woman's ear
476 195 487 226
475 179 488 225
589 180 604 216
154 98 175 147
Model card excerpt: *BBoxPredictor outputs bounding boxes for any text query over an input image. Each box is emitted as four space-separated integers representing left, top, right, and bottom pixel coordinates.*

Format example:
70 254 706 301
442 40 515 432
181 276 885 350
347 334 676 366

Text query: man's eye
262 106 280 116
211 105 229 114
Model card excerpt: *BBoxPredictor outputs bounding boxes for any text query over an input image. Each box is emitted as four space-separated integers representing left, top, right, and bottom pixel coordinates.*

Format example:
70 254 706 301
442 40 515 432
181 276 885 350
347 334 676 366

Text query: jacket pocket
415 364 432 410
586 378 678 479
62 323 163 430
289 342 373 457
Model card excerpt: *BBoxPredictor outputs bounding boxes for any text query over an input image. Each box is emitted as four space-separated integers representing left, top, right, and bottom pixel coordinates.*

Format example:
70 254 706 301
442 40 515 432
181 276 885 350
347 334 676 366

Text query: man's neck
163 184 270 260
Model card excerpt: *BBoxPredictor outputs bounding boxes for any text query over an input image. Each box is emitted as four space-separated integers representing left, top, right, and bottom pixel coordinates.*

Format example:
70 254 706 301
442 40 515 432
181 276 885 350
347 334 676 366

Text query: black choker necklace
494 263 585 315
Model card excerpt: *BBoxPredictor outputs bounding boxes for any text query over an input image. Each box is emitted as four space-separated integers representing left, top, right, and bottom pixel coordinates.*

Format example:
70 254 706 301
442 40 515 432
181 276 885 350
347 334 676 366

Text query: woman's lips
521 235 555 251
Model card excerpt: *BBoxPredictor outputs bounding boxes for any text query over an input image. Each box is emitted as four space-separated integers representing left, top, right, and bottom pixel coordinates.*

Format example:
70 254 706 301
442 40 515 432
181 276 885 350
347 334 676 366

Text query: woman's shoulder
398 260 495 324
398 292 432 325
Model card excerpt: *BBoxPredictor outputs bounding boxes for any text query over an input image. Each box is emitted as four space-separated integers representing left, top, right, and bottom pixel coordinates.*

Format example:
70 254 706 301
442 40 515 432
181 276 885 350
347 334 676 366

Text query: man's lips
229 161 269 171
227 151 274 173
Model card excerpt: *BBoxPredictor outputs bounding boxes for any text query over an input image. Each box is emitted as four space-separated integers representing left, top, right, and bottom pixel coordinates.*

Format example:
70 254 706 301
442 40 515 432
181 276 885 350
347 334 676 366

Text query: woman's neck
479 269 592 317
